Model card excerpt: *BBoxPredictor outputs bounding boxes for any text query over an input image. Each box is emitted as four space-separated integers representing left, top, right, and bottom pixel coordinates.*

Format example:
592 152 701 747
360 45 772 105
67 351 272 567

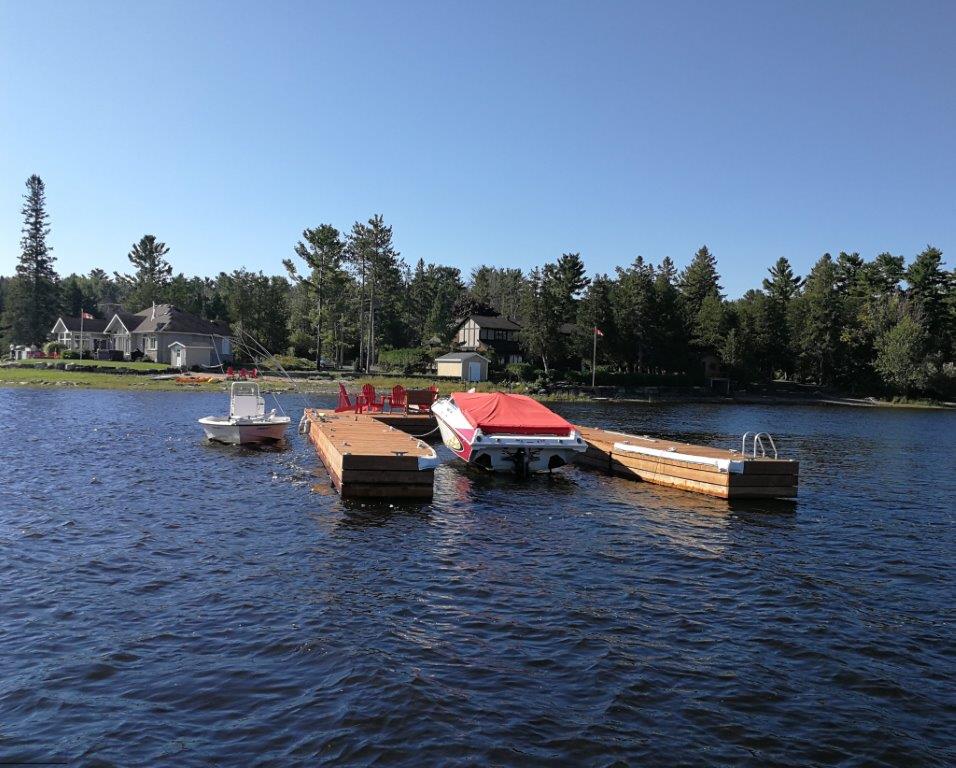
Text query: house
435 351 490 381
103 304 232 365
453 315 523 364
50 316 110 352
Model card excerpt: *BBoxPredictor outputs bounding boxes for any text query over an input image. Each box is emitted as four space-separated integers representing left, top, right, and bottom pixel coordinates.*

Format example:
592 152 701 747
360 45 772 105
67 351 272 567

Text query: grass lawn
8 359 171 372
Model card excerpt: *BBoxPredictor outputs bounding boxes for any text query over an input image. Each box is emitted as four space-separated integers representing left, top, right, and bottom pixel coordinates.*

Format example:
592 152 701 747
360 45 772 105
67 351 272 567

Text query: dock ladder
741 431 778 459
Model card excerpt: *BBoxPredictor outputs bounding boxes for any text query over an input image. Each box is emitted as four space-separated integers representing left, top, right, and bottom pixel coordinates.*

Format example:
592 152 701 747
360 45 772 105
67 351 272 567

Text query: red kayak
432 392 586 475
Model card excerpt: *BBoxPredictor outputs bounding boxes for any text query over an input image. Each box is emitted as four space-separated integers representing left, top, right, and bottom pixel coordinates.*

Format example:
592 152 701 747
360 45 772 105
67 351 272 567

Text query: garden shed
435 352 490 382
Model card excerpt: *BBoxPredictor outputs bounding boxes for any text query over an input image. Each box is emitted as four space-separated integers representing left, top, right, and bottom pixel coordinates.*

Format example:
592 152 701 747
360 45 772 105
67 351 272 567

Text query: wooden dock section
303 409 439 499
575 426 799 499
367 411 436 437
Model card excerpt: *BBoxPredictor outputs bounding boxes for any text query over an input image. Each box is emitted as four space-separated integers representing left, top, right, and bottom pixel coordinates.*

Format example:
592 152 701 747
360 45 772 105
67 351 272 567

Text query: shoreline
1 365 952 410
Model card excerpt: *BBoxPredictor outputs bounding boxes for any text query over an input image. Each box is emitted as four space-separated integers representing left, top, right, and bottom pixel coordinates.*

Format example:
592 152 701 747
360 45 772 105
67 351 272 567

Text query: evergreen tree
652 257 687 373
284 224 345 368
575 273 616 370
4 175 60 344
520 267 561 374
761 257 802 378
906 246 949 356
794 254 845 386
547 252 590 318
678 245 722 316
611 256 656 371
117 235 172 310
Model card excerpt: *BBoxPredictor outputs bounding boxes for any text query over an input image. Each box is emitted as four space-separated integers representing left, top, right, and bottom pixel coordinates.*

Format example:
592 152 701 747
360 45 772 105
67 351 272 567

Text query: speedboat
198 381 291 445
432 391 586 475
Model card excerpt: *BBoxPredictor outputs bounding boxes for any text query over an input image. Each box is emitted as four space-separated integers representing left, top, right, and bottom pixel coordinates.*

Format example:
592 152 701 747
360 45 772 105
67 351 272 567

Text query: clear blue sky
1 0 953 296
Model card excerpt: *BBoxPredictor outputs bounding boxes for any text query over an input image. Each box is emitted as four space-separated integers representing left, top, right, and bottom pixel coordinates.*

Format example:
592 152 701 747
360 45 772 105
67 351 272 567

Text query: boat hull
198 416 291 445
432 398 585 474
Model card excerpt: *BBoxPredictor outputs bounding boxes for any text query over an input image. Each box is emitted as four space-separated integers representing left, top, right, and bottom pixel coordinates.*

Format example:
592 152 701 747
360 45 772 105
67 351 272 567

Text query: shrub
61 349 80 359
377 347 431 374
268 354 315 371
504 362 534 381
927 362 956 400
44 341 67 356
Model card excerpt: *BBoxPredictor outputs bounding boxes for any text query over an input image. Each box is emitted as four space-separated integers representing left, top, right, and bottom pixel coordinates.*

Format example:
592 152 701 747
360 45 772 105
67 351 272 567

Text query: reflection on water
0 388 953 766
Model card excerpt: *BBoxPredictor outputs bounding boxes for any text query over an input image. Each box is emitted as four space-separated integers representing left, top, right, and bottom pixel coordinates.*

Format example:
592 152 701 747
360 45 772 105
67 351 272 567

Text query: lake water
1 389 953 766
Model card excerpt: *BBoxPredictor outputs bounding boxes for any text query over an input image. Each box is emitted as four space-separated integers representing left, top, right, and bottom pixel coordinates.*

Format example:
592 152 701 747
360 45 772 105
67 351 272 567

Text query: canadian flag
81 311 95 320
594 327 604 337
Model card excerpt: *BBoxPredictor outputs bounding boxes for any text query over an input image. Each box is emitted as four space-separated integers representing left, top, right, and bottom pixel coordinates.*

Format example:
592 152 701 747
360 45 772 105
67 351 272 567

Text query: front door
468 361 482 382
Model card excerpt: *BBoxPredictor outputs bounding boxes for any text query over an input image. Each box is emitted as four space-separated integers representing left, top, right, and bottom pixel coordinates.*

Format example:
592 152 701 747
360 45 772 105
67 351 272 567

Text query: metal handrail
741 431 778 458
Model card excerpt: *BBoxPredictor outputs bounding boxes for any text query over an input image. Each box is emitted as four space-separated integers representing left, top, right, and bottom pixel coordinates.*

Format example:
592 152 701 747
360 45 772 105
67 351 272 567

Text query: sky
1 0 954 297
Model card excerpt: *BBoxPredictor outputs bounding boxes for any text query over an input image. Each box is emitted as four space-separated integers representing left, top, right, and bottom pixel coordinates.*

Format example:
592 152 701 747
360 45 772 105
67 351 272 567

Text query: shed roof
168 342 214 349
435 352 490 362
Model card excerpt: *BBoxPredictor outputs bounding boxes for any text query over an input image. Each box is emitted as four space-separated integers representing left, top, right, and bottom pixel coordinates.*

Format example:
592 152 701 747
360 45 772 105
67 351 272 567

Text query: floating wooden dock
575 426 799 499
302 409 439 499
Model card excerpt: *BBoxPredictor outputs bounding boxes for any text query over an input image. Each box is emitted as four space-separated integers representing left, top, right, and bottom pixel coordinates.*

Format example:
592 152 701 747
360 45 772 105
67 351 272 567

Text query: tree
874 308 929 395
520 267 561 374
652 257 688 373
284 224 345 368
678 245 722 317
906 246 950 357
117 235 172 310
547 252 590 318
3 175 60 345
761 257 802 378
611 256 656 371
794 254 845 386
345 215 404 369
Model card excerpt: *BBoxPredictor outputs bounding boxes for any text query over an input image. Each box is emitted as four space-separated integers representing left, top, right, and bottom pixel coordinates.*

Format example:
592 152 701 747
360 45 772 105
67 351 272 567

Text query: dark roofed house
103 304 232 365
453 314 524 364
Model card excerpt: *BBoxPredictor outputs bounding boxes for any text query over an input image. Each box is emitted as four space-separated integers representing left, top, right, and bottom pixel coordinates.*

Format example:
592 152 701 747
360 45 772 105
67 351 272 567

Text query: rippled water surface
1 389 953 766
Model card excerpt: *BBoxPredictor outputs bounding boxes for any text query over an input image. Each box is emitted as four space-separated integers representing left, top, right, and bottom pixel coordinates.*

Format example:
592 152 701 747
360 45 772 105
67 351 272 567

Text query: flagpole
591 327 597 388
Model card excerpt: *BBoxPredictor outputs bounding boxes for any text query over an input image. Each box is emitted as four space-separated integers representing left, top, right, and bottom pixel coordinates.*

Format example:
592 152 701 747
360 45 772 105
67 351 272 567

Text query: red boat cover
451 392 574 436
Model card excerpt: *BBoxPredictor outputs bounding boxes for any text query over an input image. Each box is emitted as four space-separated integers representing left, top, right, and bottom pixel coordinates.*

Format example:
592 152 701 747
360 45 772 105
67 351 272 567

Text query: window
221 338 231 355
146 335 157 351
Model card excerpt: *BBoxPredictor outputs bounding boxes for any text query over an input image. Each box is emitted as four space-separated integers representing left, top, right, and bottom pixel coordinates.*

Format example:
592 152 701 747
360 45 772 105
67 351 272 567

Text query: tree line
2 175 954 398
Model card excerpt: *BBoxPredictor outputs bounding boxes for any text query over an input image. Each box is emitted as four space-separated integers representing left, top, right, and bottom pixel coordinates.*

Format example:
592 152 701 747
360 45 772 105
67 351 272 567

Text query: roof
52 316 109 333
451 392 574 436
458 315 522 331
436 352 489 362
104 305 229 336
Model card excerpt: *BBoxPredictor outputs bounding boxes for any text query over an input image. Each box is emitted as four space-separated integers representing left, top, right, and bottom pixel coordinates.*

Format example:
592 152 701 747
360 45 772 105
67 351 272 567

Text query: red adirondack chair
334 383 354 413
389 385 407 413
359 383 384 413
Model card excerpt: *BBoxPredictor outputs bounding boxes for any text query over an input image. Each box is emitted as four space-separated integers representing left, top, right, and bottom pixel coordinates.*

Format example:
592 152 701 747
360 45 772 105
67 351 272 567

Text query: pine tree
117 235 172 310
284 224 344 368
678 245 722 317
612 256 656 371
794 254 845 386
520 267 561 374
906 246 949 356
3 175 60 344
761 257 802 378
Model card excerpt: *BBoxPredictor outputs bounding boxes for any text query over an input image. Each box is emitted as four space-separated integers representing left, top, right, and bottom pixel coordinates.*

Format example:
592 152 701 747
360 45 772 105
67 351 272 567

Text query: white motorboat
198 381 291 445
432 391 586 475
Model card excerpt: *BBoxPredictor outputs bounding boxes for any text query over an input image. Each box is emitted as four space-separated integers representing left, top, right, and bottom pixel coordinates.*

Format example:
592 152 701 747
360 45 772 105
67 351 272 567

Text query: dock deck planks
303 409 438 498
575 426 799 499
